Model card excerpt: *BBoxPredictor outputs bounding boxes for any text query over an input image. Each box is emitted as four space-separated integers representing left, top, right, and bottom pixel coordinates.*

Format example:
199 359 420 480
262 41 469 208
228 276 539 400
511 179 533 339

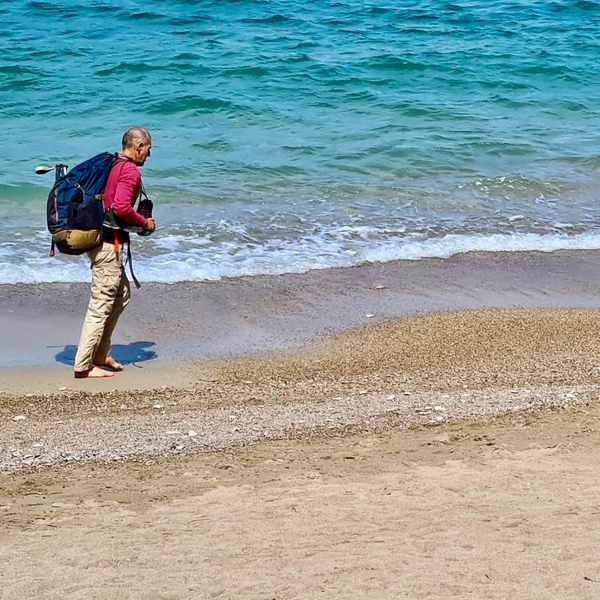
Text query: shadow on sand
52 341 157 367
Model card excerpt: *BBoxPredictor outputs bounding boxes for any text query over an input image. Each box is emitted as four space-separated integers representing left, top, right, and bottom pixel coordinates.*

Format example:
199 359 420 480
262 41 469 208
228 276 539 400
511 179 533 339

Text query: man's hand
144 218 157 232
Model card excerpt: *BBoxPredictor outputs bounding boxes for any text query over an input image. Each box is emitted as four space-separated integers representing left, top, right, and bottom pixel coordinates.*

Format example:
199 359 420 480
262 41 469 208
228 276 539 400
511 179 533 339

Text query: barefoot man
73 127 156 379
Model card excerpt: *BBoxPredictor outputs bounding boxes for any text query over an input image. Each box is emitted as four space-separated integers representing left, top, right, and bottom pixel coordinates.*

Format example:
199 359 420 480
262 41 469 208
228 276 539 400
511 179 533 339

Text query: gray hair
122 127 151 150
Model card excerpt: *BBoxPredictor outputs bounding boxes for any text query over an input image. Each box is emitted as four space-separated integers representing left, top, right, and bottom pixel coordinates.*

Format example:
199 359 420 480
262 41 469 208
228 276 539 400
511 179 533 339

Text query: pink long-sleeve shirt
103 155 147 229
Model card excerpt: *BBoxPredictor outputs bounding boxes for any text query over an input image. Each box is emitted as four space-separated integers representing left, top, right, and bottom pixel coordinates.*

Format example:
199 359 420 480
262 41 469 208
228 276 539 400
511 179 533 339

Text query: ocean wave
363 55 434 72
27 1 77 16
4 232 600 285
241 14 298 24
220 65 270 77
0 65 40 76
145 95 245 115
168 15 212 27
124 10 168 21
95 62 213 76
0 79 39 92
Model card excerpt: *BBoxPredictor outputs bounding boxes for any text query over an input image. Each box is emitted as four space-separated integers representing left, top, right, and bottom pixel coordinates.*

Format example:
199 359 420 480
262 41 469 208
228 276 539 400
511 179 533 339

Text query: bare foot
93 356 124 372
74 366 115 379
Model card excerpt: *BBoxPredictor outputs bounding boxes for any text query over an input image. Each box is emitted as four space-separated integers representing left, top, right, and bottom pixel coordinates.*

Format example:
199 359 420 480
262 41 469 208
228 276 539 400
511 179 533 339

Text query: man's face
133 138 152 166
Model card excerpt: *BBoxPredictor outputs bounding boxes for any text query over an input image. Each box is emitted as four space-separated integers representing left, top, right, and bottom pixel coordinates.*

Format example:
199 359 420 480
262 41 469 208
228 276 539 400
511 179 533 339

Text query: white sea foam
3 231 600 284
361 232 600 262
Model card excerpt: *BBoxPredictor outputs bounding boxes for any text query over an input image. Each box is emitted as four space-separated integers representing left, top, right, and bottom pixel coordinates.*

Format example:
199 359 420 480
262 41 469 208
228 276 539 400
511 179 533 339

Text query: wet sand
3 250 600 597
3 248 600 376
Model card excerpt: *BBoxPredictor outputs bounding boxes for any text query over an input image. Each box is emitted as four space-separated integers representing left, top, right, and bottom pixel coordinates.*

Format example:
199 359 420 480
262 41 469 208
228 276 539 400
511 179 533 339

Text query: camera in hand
137 196 154 236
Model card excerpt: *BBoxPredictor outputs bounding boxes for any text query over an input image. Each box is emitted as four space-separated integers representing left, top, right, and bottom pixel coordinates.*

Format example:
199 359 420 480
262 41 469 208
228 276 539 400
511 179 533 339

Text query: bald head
120 127 152 166
122 127 151 150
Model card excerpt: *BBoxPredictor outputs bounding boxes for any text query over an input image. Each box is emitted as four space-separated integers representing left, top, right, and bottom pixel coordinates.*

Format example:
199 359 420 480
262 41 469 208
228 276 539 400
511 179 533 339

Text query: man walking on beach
73 127 156 379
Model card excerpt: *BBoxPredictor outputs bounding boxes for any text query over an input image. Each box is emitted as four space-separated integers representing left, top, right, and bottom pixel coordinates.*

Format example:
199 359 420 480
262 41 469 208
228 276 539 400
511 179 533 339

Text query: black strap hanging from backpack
124 240 141 289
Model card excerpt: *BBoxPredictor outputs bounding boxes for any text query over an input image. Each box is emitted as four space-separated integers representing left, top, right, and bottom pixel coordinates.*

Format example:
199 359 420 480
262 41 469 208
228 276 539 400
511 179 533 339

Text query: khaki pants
74 242 131 373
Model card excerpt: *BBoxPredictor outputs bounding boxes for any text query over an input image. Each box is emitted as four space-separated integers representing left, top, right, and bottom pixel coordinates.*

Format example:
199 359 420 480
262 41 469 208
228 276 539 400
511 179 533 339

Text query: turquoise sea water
1 0 600 282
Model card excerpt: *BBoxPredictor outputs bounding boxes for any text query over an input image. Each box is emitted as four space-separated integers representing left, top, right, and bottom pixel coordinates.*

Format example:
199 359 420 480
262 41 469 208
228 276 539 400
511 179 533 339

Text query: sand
3 250 600 597
3 248 600 375
2 404 600 599
3 307 600 471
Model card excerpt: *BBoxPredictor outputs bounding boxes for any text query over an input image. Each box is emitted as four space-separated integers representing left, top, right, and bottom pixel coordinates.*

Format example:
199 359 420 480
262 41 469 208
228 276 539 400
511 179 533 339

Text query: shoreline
3 248 600 378
8 229 600 285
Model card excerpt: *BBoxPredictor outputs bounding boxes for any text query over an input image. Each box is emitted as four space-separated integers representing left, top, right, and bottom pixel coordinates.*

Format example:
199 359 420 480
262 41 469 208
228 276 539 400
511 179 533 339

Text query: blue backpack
46 152 120 255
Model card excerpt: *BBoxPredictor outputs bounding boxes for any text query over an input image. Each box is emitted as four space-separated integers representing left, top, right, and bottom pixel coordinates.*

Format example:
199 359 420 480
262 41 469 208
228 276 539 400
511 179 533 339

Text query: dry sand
2 402 600 599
